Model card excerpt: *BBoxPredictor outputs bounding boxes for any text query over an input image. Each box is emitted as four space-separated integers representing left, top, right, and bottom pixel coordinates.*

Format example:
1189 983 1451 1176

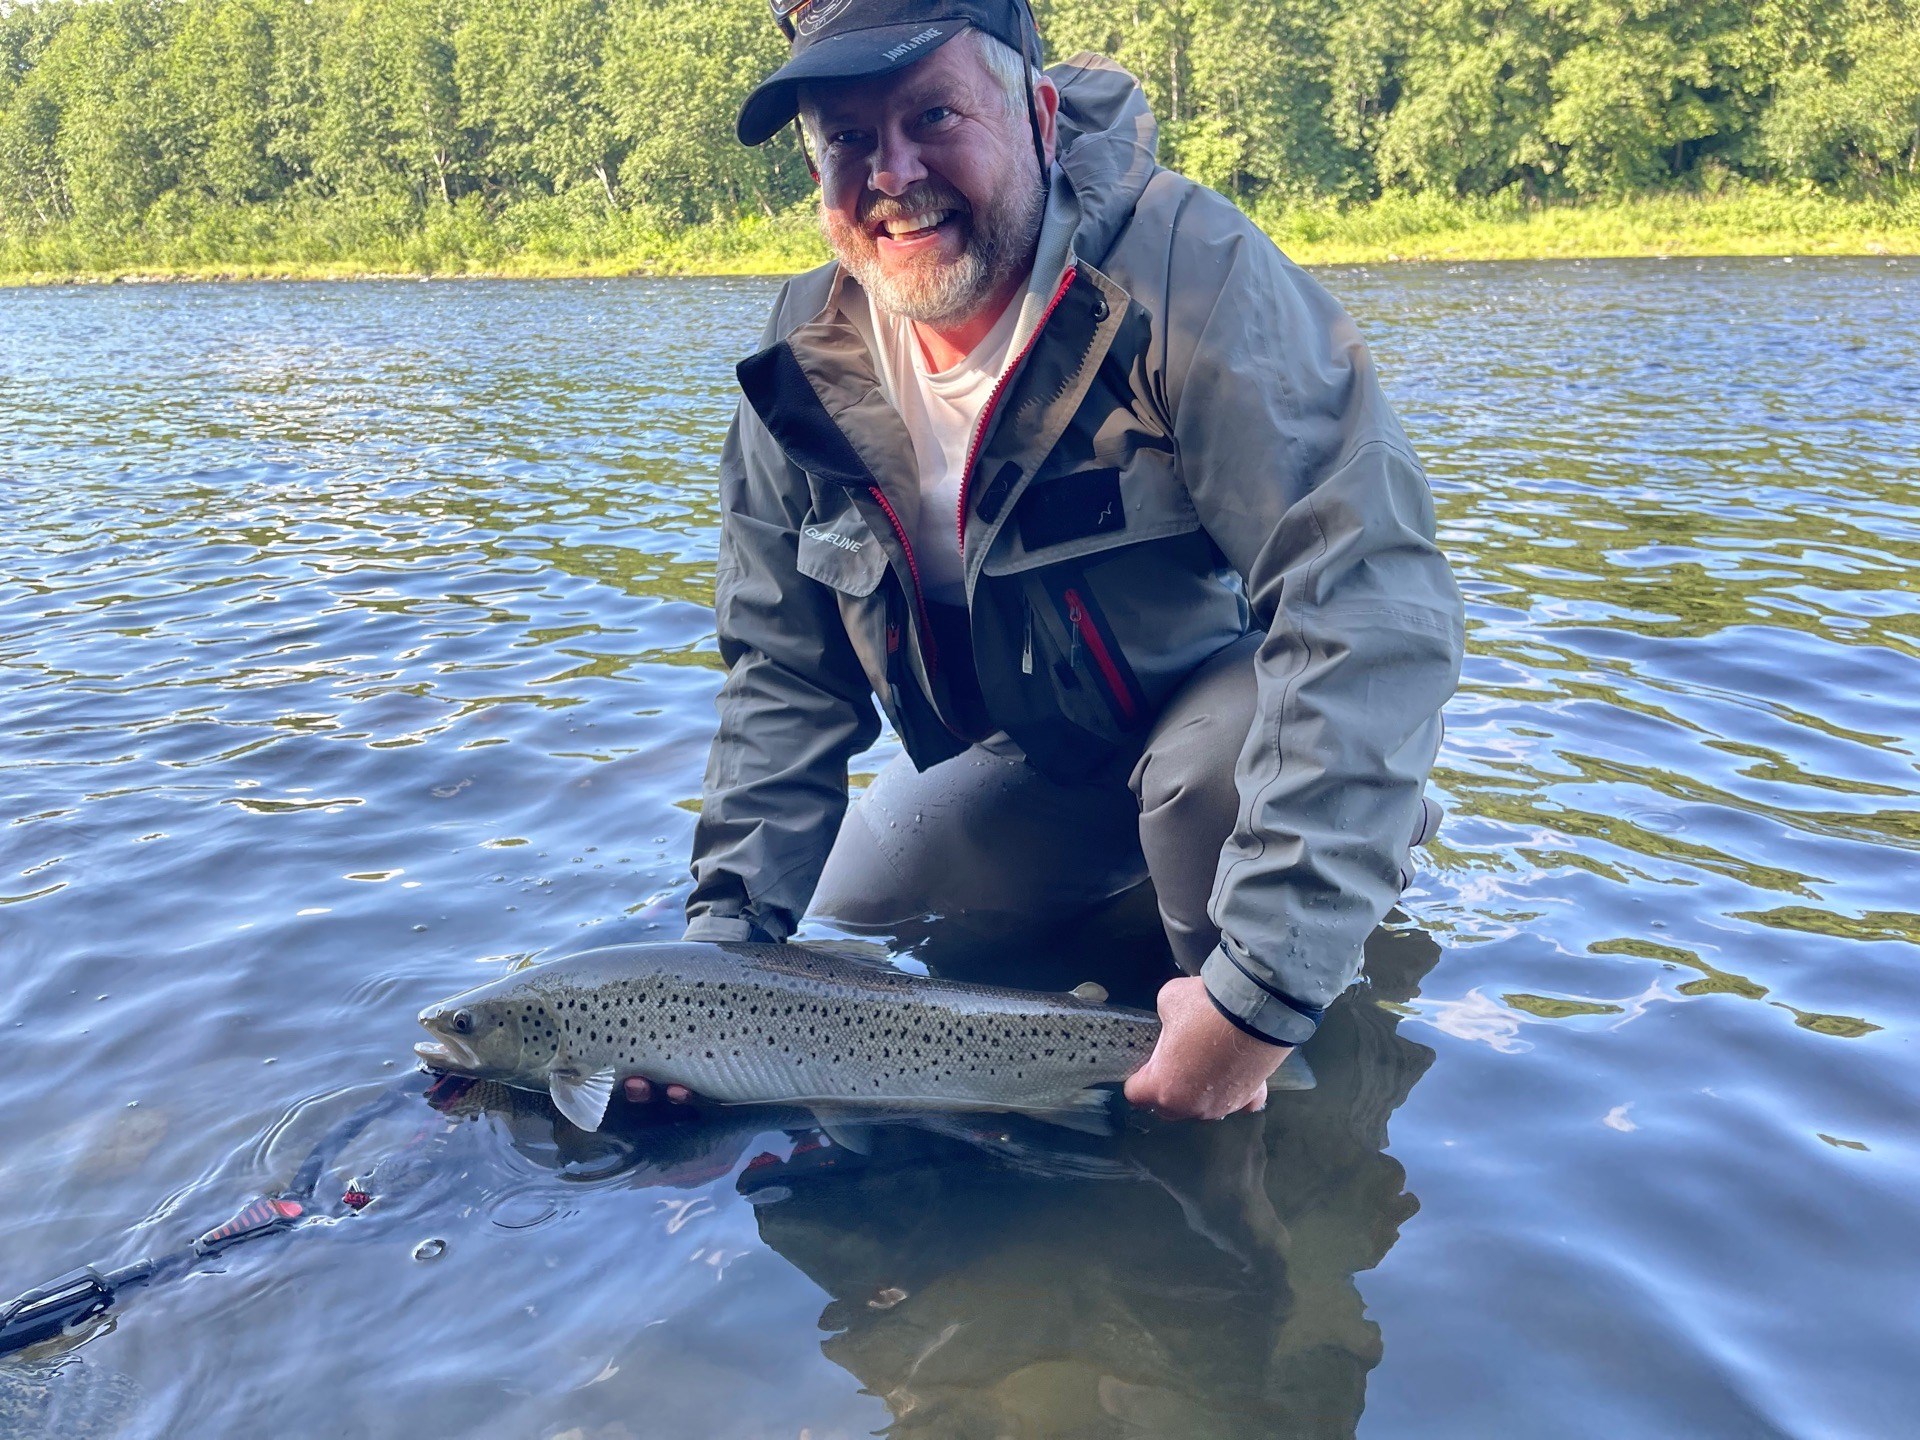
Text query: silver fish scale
513 943 1160 1111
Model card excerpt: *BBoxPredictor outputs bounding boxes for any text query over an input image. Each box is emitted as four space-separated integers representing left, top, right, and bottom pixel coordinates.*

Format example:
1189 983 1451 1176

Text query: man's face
803 34 1053 328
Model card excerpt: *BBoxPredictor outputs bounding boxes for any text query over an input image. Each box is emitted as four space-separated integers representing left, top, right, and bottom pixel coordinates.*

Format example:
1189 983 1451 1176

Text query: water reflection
761 955 1433 1438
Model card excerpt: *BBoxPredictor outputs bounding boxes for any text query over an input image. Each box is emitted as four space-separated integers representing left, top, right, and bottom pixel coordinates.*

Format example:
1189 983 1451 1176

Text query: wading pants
809 633 1441 975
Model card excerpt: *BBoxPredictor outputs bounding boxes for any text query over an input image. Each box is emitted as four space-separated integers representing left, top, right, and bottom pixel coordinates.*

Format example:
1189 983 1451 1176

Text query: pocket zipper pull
1067 597 1083 669
1021 599 1034 675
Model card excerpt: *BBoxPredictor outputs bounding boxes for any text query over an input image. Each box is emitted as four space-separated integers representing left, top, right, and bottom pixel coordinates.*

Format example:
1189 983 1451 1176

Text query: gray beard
826 175 1045 329
856 241 990 327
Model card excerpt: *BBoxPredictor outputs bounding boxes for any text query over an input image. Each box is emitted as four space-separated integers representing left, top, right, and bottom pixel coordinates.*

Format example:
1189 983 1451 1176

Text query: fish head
416 982 560 1081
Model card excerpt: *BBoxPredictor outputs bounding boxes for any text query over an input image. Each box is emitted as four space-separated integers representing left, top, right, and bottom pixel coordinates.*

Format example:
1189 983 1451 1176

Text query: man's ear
1033 75 1061 168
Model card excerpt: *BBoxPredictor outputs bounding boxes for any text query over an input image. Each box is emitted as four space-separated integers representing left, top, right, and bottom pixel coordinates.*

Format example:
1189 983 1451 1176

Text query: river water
1 259 1915 1438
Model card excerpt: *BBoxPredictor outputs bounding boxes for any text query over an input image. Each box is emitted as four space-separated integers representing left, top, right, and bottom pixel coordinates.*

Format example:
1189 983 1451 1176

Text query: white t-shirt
869 292 1022 607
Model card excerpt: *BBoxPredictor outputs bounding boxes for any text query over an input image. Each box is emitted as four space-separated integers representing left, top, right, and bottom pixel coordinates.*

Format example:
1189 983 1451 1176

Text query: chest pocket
981 445 1199 577
796 517 887 596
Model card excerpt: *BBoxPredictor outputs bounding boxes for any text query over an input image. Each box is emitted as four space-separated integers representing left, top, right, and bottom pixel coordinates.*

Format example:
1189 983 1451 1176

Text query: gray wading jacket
686 54 1464 1045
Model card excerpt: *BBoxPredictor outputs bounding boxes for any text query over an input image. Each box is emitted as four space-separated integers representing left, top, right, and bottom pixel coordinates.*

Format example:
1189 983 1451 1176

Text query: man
665 0 1464 1121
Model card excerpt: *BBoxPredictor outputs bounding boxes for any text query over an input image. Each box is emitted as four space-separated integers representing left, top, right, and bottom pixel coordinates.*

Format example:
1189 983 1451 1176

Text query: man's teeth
882 209 954 237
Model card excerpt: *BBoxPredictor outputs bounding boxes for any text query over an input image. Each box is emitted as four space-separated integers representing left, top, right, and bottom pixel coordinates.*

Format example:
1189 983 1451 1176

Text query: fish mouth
414 1038 473 1072
416 1000 484 1073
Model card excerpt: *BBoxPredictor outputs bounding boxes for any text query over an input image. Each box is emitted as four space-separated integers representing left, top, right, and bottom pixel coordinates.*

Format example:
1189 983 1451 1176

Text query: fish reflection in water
421 1070 776 1194
751 924 1435 1440
421 922 1438 1440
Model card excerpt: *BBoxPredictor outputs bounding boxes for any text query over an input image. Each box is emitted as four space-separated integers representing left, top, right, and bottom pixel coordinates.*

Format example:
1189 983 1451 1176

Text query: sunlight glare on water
1 261 1916 1438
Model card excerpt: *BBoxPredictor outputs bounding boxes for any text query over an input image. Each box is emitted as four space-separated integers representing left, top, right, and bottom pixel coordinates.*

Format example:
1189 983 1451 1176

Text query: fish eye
452 1009 474 1036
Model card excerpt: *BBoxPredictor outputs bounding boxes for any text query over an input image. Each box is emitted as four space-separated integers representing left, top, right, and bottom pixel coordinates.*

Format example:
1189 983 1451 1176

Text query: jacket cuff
683 911 786 944
1200 944 1325 1047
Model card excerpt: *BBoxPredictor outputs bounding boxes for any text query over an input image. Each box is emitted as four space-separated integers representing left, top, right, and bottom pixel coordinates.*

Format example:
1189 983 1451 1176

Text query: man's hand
1124 976 1291 1121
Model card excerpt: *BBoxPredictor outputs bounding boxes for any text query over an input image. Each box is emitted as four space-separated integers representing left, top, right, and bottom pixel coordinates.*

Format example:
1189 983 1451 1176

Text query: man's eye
828 130 866 149
920 106 954 126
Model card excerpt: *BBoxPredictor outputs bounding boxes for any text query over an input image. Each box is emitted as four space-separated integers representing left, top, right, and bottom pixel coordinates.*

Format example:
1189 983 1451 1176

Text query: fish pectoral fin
808 1108 875 1155
549 1065 617 1132
1022 1087 1124 1137
1069 982 1108 1004
1266 1051 1316 1093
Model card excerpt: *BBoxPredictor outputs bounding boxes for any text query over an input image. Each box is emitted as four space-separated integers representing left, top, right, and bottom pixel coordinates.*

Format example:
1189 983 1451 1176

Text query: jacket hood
1047 52 1160 267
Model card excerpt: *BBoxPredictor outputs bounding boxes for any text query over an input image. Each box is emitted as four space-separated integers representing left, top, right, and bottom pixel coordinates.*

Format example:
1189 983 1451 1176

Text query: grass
1256 186 1920 265
0 192 829 284
3 185 1916 285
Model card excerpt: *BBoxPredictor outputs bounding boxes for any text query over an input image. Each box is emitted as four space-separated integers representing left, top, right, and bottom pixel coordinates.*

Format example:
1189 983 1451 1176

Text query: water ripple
3 262 1917 1437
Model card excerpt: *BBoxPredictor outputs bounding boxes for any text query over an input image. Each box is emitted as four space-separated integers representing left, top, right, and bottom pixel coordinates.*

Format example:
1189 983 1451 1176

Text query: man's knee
1131 633 1260 846
809 777 918 929
811 745 1144 937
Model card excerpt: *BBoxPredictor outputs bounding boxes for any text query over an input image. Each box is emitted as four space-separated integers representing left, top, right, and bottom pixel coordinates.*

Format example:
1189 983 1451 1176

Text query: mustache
859 183 970 227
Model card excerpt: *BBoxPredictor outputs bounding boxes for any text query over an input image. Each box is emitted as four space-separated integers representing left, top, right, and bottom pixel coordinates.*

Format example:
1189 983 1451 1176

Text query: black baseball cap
738 0 1043 146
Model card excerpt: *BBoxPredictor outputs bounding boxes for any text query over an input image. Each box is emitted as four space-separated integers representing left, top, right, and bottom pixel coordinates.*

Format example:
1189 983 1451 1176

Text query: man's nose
867 127 927 196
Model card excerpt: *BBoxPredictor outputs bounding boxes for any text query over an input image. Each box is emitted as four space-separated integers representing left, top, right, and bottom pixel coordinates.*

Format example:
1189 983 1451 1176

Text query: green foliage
1763 11 1920 183
1371 0 1560 196
601 0 801 222
1543 1 1748 197
0 0 1916 266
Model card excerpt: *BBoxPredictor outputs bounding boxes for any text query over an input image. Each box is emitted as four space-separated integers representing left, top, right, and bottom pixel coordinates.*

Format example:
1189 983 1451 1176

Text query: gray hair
799 27 1043 149
971 28 1044 119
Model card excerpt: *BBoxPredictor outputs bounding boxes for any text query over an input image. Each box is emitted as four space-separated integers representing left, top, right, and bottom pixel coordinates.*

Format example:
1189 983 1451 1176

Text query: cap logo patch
881 26 944 61
795 0 852 37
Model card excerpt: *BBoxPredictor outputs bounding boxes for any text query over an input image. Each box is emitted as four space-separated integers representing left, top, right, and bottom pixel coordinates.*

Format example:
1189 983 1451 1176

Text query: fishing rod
0 1070 458 1358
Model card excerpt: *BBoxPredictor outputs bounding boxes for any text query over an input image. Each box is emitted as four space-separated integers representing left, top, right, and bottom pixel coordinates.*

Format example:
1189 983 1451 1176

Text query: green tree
0 0 1915 256
457 0 625 203
1763 9 1920 183
0 2 78 226
1373 0 1561 196
602 0 802 223
1543 0 1751 197
164 0 280 204
32 0 185 229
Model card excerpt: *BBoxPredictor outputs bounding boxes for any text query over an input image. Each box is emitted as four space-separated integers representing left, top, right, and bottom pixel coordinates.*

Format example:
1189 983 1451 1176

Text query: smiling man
673 0 1465 1120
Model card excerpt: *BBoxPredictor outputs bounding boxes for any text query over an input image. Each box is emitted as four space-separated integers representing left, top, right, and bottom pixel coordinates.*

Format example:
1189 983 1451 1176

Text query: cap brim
737 20 968 146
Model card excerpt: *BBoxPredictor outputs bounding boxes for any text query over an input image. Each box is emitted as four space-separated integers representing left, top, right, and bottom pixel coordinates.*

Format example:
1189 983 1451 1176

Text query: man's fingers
1125 1080 1168 1118
621 1077 698 1106
1126 1067 1202 1121
1129 1068 1268 1122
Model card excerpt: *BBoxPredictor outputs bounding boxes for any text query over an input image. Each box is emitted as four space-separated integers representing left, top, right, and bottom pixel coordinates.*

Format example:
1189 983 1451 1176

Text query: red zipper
956 266 1080 552
1064 586 1138 725
867 483 936 668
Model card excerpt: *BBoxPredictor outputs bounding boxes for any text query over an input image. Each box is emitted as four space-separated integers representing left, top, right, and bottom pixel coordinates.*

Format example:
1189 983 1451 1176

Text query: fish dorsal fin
1069 982 1108 1004
549 1065 617 1132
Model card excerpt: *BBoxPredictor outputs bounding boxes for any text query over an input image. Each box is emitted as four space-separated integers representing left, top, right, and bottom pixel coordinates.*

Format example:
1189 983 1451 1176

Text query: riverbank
4 187 1915 284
